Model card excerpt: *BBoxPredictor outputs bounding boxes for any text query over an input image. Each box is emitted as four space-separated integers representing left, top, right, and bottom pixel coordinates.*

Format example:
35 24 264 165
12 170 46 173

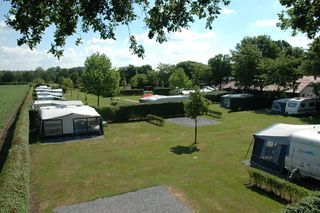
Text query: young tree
82 53 120 106
208 54 232 89
6 1 229 58
59 77 74 96
169 68 192 89
184 90 209 146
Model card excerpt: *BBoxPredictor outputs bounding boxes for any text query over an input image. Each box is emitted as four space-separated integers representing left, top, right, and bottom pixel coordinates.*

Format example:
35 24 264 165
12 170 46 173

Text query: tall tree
5 0 229 58
231 42 262 89
156 63 176 87
184 90 209 146
82 53 120 106
169 68 192 89
301 38 320 77
130 74 148 89
208 54 232 89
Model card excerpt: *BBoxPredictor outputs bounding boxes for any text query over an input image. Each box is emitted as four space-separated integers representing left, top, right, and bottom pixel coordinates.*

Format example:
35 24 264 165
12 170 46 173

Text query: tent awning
40 105 100 120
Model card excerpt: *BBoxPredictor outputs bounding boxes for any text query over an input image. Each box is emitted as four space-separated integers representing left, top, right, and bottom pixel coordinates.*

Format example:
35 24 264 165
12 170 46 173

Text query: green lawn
64 89 140 107
30 104 318 212
0 85 29 131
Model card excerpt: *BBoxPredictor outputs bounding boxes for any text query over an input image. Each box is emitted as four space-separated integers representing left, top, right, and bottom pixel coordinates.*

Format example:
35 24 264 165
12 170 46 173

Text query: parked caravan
285 128 320 180
40 105 103 137
220 94 253 108
139 95 189 103
285 97 316 115
250 123 319 172
33 100 83 110
271 98 290 114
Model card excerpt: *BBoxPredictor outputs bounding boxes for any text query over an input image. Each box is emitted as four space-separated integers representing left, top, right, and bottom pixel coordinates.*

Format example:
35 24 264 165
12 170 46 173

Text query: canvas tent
250 123 320 172
220 94 253 108
271 98 290 114
40 105 103 137
139 95 189 103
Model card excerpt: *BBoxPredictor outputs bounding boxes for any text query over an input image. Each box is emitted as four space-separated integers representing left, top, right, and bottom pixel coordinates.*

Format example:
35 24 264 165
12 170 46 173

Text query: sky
0 0 312 71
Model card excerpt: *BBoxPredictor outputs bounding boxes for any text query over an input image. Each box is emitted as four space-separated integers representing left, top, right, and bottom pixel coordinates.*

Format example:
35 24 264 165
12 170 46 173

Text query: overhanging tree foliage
82 53 120 106
5 0 230 58
184 90 209 146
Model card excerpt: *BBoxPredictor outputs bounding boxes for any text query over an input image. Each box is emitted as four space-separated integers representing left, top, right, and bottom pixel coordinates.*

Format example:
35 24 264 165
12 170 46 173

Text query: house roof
40 105 100 120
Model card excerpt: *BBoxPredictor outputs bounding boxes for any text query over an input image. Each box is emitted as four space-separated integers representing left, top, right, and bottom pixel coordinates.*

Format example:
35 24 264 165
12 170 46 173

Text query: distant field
0 85 29 132
64 89 140 107
30 104 319 212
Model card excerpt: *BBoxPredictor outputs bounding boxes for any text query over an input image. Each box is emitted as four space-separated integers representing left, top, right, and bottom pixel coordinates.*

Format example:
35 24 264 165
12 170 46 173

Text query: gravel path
53 186 192 213
166 117 220 128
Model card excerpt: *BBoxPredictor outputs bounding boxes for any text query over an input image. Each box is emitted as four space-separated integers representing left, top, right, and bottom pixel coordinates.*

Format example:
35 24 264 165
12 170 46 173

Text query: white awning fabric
40 105 100 120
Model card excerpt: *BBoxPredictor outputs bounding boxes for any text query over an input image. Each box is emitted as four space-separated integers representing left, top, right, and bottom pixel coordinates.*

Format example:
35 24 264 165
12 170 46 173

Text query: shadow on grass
170 145 200 155
244 184 290 205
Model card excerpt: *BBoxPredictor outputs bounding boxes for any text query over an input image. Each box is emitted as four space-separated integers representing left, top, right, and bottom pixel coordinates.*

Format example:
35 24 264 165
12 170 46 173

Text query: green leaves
6 0 228 58
184 90 209 120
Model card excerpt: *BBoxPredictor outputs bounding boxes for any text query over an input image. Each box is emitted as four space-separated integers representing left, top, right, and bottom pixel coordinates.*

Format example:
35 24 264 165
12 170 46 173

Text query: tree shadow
170 145 200 155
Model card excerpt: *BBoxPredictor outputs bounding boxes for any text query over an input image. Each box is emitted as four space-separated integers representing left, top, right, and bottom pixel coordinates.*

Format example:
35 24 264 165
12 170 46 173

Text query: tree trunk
194 117 197 145
77 89 80 99
97 95 100 107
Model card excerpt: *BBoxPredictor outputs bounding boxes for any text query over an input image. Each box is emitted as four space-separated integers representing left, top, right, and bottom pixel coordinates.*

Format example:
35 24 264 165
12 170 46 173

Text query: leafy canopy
6 0 230 58
169 68 192 89
184 90 209 120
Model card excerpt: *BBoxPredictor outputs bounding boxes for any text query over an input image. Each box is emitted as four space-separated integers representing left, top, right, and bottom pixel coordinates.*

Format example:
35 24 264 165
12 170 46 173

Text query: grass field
29 104 319 212
0 85 29 132
64 89 140 107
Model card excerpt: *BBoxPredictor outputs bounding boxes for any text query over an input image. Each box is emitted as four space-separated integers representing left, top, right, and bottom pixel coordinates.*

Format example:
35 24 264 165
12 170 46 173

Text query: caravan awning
254 123 320 144
40 105 100 120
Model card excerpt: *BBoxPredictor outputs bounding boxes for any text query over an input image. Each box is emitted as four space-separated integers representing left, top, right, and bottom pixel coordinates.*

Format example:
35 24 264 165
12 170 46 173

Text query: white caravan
285 97 316 115
285 128 320 180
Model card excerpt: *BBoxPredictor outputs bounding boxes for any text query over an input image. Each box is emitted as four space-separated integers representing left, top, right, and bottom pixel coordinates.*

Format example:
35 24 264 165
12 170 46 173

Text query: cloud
287 35 312 49
253 19 278 27
220 8 236 15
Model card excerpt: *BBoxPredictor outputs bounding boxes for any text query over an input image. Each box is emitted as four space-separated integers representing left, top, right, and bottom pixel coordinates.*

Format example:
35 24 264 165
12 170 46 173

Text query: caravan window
288 102 297 108
74 118 87 134
43 120 62 136
88 117 100 132
260 141 282 163
301 103 305 108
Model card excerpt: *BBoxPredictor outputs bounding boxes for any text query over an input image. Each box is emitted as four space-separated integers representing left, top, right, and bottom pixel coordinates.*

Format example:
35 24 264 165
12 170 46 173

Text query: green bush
204 91 228 103
147 114 164 126
120 89 144 96
230 96 273 111
96 102 185 123
0 88 32 212
153 87 171 95
284 192 320 213
205 110 222 119
248 167 310 203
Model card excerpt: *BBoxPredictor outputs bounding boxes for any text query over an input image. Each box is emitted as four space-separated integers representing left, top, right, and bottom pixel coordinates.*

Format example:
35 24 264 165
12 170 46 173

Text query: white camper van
285 128 320 180
285 97 316 115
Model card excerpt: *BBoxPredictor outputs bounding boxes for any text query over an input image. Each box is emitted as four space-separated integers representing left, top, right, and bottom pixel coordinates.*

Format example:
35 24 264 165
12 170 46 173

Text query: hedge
0 88 32 212
120 89 144 96
230 96 273 111
146 114 164 126
284 192 320 213
205 110 222 119
204 91 228 103
96 102 185 123
248 167 310 203
153 87 171 96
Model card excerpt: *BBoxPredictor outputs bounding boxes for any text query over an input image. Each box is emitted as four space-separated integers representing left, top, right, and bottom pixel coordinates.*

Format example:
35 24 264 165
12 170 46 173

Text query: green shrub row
120 89 144 96
153 87 171 96
284 191 320 213
248 167 310 203
0 89 32 213
146 114 164 126
205 110 222 119
204 91 228 103
96 102 185 123
230 96 273 111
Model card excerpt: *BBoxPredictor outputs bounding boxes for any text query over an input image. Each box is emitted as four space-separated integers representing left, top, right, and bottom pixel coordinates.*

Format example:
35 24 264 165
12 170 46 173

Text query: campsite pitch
53 186 192 213
166 117 220 127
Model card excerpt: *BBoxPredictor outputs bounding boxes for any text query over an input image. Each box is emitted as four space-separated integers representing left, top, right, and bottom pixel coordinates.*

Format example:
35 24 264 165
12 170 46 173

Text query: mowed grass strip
0 85 29 131
30 104 316 212
64 89 140 107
